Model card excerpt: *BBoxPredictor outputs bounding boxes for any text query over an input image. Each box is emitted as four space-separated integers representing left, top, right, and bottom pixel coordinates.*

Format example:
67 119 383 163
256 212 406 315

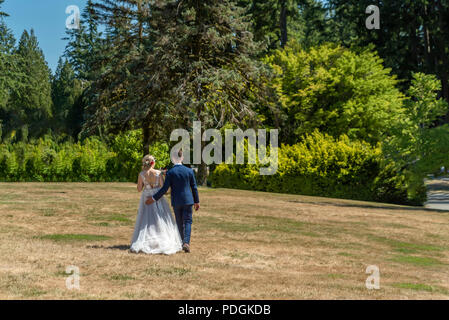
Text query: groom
145 149 200 253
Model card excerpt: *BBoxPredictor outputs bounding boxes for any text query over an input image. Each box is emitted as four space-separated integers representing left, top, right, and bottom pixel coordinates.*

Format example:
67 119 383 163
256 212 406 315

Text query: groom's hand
146 197 155 205
194 203 200 211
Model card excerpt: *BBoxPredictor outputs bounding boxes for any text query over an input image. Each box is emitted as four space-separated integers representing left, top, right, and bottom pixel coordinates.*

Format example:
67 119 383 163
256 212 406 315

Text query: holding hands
146 197 155 205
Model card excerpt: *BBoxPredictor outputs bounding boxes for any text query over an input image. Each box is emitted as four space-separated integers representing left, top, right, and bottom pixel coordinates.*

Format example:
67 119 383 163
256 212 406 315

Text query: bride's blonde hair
142 155 155 171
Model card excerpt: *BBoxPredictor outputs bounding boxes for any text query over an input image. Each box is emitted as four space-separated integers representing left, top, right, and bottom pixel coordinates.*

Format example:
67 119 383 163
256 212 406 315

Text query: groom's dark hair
178 149 183 158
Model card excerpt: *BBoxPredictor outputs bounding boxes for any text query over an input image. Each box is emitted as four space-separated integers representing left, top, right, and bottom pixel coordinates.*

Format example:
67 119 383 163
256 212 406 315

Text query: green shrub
110 129 170 182
0 130 171 183
209 131 424 205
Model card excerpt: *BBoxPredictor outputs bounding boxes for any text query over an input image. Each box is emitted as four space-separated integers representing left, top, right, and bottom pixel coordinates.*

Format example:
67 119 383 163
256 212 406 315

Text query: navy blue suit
152 164 199 244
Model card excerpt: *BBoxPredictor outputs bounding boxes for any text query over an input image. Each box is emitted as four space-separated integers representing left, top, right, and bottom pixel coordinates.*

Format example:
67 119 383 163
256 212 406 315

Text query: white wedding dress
130 171 183 255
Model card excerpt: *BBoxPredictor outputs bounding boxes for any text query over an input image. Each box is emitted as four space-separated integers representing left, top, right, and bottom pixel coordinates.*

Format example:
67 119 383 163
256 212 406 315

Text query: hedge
209 131 425 205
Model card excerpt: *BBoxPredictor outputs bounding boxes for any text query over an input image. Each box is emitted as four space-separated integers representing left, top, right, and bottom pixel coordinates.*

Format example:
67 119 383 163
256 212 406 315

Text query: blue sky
2 0 89 73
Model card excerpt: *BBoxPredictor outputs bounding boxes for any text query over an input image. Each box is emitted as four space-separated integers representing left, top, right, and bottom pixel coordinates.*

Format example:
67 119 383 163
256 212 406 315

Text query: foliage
2 29 53 140
0 15 21 122
51 58 84 137
209 131 424 205
264 43 405 145
0 131 170 182
326 0 449 103
384 73 449 199
109 129 170 182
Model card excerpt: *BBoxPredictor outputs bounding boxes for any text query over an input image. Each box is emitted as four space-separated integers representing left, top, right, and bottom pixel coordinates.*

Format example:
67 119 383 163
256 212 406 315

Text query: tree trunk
437 0 449 101
142 119 150 156
280 0 288 48
196 158 208 186
195 117 208 186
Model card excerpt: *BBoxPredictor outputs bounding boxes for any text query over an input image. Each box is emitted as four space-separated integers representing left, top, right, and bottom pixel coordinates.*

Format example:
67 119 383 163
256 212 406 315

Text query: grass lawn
0 182 448 299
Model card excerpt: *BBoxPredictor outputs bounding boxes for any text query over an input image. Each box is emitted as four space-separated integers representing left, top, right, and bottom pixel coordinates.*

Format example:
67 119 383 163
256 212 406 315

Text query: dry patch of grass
0 183 448 299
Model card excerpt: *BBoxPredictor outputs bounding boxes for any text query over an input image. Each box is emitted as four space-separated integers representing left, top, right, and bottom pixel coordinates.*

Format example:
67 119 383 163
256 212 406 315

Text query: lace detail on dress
141 171 162 190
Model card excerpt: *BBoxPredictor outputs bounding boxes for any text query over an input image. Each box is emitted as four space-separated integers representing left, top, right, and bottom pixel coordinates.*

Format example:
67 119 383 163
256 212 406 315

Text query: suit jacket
153 164 200 207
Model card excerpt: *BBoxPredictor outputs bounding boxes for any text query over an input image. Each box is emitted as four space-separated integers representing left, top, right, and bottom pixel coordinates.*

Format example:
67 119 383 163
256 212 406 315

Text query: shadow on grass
286 199 449 213
87 244 130 251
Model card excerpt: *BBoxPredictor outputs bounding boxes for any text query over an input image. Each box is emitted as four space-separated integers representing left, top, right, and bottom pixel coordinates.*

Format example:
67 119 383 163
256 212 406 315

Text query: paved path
425 177 449 210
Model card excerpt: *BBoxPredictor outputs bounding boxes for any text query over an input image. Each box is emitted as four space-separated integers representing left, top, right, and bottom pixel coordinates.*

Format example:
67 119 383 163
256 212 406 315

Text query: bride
130 155 183 255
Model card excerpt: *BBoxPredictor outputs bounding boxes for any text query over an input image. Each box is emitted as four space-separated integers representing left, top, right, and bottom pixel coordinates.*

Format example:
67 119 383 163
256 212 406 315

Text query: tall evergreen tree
0 2 22 140
326 0 449 108
51 58 84 137
8 29 52 139
0 0 7 18
0 17 16 109
70 0 271 184
141 0 271 183
295 0 330 48
238 0 302 50
65 0 106 81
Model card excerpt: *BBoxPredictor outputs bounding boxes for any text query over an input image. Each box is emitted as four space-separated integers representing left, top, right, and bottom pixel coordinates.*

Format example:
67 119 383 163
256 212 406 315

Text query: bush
209 131 424 205
110 129 170 182
0 131 171 183
265 43 405 145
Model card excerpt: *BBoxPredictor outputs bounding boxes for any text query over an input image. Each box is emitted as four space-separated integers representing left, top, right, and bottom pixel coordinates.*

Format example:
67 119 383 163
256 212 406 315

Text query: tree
7 29 52 139
295 0 331 48
65 0 106 81
384 73 449 200
145 0 271 184
265 43 406 145
51 58 84 137
66 0 175 151
0 16 17 110
238 0 301 50
70 0 271 184
0 0 7 18
326 0 449 108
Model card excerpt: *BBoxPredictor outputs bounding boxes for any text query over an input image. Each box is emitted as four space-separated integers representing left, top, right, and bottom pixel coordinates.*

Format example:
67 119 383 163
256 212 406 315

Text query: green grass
392 283 449 294
87 214 132 224
145 266 191 277
368 235 445 254
108 274 136 281
197 215 307 235
390 255 443 267
92 222 111 227
337 252 356 257
326 273 346 279
36 234 112 242
41 209 55 217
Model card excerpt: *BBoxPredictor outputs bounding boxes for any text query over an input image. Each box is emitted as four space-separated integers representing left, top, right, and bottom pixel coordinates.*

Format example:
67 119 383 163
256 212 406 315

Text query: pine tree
51 58 84 137
8 29 52 138
238 0 301 50
295 0 330 48
70 0 271 184
0 3 22 140
65 0 106 81
326 0 449 107
142 0 271 183
0 0 7 18
0 19 16 109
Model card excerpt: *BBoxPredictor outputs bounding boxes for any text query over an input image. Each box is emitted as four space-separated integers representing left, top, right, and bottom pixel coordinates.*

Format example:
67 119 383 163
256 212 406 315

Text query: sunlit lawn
0 182 448 299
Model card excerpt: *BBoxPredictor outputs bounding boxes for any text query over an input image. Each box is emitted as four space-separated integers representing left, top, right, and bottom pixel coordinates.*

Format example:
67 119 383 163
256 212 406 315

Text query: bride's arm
137 174 144 192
